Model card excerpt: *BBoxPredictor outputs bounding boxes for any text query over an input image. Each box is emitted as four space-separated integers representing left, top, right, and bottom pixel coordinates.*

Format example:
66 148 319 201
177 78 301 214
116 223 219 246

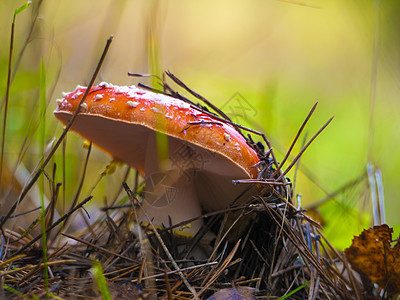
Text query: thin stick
260 198 334 286
62 232 140 264
62 142 92 229
14 196 93 255
306 172 366 210
292 132 308 201
270 102 318 178
233 179 292 186
0 15 16 197
165 71 232 122
0 36 113 230
132 261 218 282
196 240 241 298
261 134 281 172
277 116 334 181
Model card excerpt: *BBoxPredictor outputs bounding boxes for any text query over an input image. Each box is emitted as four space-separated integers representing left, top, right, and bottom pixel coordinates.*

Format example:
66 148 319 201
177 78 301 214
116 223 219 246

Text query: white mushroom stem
140 133 204 234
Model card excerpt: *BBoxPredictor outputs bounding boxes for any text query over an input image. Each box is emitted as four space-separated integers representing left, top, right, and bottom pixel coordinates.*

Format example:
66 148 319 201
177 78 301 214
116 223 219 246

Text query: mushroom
54 83 260 234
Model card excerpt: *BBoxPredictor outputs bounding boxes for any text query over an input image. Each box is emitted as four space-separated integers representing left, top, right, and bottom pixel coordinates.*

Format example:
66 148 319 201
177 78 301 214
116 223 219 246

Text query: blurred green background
0 0 399 249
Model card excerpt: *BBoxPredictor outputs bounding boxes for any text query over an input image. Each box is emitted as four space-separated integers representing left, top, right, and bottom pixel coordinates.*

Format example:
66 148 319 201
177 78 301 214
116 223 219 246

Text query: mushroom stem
141 133 204 234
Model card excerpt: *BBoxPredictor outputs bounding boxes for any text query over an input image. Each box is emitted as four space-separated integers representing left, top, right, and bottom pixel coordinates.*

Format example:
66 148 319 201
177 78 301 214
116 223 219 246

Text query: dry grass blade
165 70 232 122
62 141 92 229
196 239 241 298
133 262 218 282
0 259 75 277
0 36 114 230
269 102 318 179
62 233 140 265
0 254 26 269
260 198 334 287
277 116 334 181
307 172 367 210
14 195 93 255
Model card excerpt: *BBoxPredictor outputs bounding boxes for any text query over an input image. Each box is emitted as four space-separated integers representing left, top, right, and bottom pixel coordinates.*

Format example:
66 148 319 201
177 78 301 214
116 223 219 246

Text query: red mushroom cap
55 83 259 179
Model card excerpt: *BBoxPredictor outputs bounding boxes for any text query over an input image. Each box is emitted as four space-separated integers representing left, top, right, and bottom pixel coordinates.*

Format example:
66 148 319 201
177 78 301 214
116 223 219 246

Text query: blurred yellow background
0 0 399 249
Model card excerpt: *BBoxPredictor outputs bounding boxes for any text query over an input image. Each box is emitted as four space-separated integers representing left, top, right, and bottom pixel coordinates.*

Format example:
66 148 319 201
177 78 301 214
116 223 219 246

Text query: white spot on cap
224 133 231 142
109 98 115 102
76 92 83 96
62 92 69 97
127 101 139 108
177 102 190 109
95 94 104 101
75 85 86 90
56 99 63 104
152 107 161 113
140 108 145 112
115 86 126 94
80 103 88 112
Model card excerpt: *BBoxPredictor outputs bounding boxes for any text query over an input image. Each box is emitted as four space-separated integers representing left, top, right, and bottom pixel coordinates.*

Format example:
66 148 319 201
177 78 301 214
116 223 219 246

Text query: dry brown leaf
344 224 400 296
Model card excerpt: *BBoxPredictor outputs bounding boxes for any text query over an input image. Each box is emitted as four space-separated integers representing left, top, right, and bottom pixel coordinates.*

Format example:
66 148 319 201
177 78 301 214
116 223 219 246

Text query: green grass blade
278 281 310 300
13 1 32 22
47 293 64 300
146 2 169 169
40 61 46 151
39 59 49 298
2 284 22 296
92 260 111 300
0 0 33 236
